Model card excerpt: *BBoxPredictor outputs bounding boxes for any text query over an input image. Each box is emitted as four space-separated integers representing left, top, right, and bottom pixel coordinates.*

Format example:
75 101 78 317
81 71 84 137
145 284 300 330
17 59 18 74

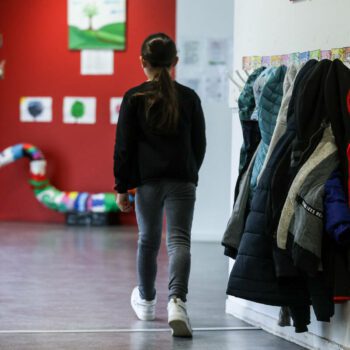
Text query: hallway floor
0 222 305 349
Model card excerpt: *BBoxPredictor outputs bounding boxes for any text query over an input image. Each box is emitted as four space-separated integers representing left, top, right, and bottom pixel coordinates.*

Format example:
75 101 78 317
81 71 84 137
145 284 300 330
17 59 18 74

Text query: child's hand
116 193 133 213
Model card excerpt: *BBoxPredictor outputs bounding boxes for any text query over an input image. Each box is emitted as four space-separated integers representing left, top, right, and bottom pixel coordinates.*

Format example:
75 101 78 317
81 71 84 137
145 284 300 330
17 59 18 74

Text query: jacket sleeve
222 150 258 258
191 95 206 170
113 93 137 193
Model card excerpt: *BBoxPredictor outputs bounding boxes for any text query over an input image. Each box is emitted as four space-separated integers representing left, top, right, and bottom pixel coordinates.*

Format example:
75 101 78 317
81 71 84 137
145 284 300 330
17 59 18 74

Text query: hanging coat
323 60 350 302
236 66 266 199
250 65 287 193
277 146 339 322
268 59 332 238
270 61 336 324
325 59 350 206
277 127 338 251
223 67 266 257
289 148 339 274
258 63 301 183
222 67 285 258
269 63 303 328
222 149 258 258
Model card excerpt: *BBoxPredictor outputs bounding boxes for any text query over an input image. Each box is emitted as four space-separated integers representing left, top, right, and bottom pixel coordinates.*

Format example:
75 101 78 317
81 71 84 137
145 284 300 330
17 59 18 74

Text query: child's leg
135 183 165 300
164 182 196 302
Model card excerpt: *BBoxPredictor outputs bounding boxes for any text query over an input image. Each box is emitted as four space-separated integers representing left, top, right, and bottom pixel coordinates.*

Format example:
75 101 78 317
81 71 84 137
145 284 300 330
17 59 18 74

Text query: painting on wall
20 97 53 122
63 97 96 124
68 0 126 50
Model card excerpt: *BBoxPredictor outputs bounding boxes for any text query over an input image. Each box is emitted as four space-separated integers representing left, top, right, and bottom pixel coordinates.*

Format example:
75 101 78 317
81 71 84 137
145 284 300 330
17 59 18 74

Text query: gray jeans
135 181 196 302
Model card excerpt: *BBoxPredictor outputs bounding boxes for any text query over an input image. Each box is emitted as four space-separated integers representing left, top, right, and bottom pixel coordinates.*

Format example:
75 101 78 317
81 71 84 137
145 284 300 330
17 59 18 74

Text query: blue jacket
324 170 350 245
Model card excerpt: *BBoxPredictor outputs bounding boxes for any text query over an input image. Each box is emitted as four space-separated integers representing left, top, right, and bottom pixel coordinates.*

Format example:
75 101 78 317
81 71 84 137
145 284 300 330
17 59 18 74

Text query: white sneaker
167 297 193 337
130 287 156 321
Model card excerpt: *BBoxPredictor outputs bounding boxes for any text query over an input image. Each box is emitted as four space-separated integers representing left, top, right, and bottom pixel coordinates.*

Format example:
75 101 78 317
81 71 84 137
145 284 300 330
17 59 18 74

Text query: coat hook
226 70 244 91
235 69 247 84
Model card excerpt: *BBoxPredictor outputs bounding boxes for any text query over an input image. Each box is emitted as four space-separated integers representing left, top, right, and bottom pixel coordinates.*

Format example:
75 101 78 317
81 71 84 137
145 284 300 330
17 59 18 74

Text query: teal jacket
250 65 287 193
237 67 265 174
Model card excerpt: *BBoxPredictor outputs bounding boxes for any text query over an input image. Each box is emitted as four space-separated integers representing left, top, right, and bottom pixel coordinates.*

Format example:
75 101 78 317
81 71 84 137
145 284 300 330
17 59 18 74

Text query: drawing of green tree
71 101 85 119
83 3 99 31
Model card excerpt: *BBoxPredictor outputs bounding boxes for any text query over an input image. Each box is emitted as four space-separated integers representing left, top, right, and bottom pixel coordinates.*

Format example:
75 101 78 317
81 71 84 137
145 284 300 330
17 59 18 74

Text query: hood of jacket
290 60 332 169
284 60 318 131
251 67 275 121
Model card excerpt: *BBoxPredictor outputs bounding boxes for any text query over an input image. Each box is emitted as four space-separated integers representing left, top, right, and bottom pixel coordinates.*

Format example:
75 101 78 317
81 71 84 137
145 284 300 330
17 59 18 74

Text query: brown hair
136 33 179 134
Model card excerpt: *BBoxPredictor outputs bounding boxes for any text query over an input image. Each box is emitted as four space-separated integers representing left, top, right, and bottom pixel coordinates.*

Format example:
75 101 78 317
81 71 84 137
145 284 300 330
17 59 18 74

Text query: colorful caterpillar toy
0 143 134 213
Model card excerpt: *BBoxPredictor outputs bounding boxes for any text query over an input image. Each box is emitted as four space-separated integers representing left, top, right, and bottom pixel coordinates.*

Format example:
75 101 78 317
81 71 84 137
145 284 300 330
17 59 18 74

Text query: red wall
0 0 176 222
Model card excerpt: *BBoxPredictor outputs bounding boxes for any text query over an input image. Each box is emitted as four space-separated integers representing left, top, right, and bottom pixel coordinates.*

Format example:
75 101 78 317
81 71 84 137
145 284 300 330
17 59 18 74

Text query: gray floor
0 222 305 349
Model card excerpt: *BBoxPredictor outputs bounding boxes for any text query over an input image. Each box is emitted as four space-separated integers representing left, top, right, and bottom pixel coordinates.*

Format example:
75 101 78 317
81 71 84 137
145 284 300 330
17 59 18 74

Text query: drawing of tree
83 3 99 31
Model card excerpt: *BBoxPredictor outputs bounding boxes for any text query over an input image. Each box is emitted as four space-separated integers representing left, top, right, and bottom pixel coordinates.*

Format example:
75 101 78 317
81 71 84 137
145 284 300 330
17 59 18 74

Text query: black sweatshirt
113 81 206 193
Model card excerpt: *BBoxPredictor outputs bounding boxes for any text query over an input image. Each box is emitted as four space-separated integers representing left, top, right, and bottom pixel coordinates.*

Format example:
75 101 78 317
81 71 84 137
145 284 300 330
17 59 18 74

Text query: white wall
227 0 350 349
232 0 350 66
176 0 234 241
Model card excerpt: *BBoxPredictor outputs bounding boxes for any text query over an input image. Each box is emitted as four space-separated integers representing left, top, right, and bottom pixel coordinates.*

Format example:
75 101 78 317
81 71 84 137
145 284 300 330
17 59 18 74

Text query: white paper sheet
20 97 53 122
182 40 201 65
81 50 114 75
110 97 123 124
204 67 228 103
207 39 229 66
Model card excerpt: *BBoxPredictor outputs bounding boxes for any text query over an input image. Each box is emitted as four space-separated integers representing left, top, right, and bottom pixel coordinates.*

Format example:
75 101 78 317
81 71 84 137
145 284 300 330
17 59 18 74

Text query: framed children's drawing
68 0 127 50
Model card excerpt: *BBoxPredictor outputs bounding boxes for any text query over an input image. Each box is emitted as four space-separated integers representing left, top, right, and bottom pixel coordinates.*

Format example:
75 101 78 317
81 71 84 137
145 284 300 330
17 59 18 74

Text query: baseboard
226 298 347 350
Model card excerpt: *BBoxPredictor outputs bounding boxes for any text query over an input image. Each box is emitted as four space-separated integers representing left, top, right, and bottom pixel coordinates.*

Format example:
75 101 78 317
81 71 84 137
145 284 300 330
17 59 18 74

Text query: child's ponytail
135 33 179 134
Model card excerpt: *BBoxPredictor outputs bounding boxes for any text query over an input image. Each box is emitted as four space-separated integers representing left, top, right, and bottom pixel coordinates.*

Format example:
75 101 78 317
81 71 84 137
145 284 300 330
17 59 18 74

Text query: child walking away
113 33 206 337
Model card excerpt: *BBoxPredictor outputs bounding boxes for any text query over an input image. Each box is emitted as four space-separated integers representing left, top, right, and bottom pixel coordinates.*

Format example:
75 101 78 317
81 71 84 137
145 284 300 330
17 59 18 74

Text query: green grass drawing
69 23 126 50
